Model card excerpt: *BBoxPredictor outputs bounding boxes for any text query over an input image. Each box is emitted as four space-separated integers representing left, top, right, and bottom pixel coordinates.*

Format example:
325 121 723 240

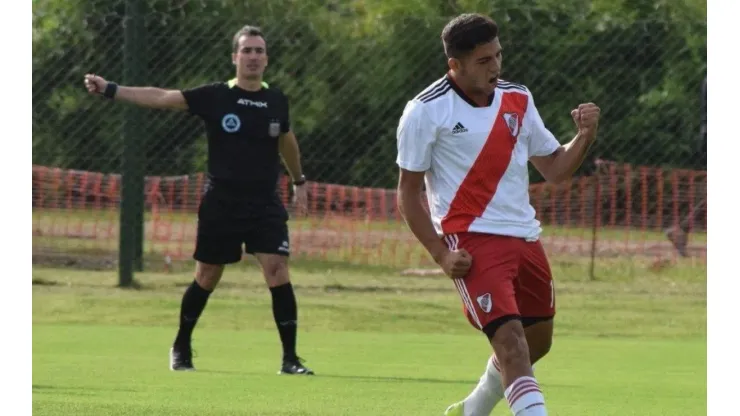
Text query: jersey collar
445 72 494 108
227 78 270 89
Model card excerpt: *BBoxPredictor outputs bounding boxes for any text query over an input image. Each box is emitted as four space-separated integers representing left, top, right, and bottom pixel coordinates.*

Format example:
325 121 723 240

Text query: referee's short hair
441 14 499 59
232 25 265 52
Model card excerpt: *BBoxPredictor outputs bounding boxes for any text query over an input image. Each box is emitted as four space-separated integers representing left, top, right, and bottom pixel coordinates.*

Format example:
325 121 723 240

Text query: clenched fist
439 249 473 279
571 103 600 140
84 74 108 95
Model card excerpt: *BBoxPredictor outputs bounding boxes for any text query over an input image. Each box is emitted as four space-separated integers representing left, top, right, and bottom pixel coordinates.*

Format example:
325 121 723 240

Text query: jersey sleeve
524 88 561 158
396 100 437 172
181 83 221 118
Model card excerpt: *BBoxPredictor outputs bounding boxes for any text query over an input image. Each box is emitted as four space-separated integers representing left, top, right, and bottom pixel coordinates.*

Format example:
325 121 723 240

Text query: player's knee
523 318 554 363
258 255 290 287
491 320 531 369
195 262 224 291
530 336 552 363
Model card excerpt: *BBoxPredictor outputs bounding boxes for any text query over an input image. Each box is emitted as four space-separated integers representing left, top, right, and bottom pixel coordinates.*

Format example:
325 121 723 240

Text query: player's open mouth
489 77 498 86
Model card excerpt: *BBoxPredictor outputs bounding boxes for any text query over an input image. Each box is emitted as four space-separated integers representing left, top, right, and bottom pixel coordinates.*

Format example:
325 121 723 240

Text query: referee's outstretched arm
84 73 188 111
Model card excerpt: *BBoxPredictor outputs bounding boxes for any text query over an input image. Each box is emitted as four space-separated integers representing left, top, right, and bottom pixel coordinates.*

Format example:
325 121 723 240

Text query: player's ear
232 52 237 66
448 57 460 72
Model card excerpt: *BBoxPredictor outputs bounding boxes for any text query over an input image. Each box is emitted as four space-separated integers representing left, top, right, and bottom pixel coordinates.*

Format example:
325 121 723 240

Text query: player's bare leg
449 320 553 415
170 262 224 371
254 253 314 375
491 319 547 415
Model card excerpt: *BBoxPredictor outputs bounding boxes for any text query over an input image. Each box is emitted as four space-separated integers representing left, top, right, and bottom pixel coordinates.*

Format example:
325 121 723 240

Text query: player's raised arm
84 73 188 111
526 88 600 184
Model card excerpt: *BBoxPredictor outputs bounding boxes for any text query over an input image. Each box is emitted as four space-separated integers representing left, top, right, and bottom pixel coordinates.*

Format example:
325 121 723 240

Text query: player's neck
236 76 263 92
448 71 490 107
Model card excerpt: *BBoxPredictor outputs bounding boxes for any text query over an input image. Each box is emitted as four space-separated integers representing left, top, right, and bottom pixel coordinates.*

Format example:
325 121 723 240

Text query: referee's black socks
174 280 213 348
270 282 298 361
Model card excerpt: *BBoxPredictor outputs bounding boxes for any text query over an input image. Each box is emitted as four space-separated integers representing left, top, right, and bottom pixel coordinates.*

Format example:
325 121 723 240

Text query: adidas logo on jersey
451 122 468 134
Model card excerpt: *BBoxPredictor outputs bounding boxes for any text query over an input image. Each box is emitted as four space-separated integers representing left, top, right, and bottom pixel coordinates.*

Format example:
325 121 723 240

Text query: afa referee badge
268 120 281 138
221 113 241 133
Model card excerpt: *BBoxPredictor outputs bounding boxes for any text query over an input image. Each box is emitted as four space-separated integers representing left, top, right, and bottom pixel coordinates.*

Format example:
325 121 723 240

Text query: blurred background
32 0 707 277
31 2 708 414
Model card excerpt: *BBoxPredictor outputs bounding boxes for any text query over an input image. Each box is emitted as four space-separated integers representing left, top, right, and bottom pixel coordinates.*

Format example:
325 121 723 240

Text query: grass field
32 257 706 415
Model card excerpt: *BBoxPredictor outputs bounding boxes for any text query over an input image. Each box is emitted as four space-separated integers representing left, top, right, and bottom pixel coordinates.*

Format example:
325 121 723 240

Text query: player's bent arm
278 130 304 181
113 86 188 111
397 169 449 265
530 133 595 184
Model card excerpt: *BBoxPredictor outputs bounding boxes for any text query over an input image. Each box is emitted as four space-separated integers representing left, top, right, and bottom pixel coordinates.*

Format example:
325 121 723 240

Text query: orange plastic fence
32 161 707 267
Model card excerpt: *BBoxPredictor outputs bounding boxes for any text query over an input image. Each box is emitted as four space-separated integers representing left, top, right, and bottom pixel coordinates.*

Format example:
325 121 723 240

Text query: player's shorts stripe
443 233 459 251
455 278 483 329
440 91 530 234
443 233 483 329
416 78 449 101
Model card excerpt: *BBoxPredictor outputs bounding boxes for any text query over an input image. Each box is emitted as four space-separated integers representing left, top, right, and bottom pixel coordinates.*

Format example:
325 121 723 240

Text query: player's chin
482 82 496 95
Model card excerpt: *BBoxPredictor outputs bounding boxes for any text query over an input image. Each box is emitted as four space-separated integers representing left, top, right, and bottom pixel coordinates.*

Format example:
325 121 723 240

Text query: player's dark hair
232 25 265 52
441 13 499 59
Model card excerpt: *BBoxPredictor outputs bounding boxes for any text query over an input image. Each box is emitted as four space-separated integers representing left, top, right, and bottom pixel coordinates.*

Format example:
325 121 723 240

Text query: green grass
33 258 706 415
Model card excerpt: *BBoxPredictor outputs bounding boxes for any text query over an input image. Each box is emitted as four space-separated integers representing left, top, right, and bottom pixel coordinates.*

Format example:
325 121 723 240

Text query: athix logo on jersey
221 113 241 133
477 293 493 313
502 112 520 137
451 122 468 134
237 98 268 108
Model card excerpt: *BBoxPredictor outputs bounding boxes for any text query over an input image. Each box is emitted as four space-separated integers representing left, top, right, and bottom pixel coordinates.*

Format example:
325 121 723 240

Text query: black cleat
279 356 314 375
169 345 195 371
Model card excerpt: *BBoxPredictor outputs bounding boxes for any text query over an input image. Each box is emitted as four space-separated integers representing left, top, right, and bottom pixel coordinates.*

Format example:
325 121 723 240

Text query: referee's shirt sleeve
181 83 220 118
396 100 437 172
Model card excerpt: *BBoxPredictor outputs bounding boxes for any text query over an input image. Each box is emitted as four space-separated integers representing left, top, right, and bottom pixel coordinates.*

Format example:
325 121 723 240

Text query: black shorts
193 190 290 265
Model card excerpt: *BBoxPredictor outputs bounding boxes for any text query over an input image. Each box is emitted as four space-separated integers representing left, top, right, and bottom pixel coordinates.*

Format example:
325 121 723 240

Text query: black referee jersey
182 79 290 197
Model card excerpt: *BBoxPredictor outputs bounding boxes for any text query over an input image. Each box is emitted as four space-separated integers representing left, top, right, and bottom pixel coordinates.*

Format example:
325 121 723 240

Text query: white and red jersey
396 73 561 240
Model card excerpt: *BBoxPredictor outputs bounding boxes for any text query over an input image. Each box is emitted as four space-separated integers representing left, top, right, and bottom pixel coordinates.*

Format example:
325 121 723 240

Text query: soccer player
83 25 315 375
395 14 600 415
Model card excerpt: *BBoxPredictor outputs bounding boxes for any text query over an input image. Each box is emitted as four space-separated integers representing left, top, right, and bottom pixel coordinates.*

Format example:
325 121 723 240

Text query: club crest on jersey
268 120 281 137
502 112 520 137
221 113 241 133
477 293 493 313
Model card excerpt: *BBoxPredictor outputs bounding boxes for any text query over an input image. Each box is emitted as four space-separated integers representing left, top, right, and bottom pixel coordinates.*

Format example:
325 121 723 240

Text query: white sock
460 355 504 416
504 376 547 415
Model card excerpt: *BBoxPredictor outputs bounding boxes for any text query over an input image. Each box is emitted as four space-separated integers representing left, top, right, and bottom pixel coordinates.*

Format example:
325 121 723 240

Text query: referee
84 25 314 375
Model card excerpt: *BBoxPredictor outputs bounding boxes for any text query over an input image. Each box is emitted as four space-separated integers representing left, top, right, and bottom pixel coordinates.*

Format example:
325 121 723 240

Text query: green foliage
32 0 706 187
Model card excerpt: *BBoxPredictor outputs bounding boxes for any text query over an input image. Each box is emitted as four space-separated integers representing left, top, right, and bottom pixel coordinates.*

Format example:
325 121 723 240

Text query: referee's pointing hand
84 74 108 95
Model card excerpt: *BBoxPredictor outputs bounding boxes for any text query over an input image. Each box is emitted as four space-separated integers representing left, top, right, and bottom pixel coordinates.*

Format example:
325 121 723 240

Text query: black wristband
293 175 306 186
103 82 118 99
